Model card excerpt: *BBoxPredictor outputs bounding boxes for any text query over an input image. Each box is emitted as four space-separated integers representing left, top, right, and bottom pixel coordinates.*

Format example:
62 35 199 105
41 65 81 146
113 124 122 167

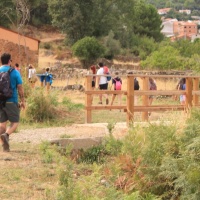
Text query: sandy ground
10 123 128 145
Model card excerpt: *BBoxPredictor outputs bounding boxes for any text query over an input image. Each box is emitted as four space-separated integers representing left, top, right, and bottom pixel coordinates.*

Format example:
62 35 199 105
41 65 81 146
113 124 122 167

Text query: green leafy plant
39 141 54 163
78 145 108 164
62 97 84 111
25 89 58 122
102 30 121 60
72 36 105 69
104 134 123 156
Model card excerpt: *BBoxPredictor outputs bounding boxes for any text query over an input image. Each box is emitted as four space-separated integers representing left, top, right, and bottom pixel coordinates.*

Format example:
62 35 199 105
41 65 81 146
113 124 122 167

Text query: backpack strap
113 78 118 83
8 67 14 73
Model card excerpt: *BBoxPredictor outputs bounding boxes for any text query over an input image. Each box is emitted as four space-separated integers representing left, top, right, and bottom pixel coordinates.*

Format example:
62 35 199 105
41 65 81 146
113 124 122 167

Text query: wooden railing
85 74 200 124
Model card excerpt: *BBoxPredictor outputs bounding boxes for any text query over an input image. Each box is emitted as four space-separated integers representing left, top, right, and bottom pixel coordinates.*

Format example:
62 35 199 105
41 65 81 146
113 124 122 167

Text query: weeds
26 88 58 122
21 89 84 126
62 97 84 111
78 145 107 164
39 141 56 163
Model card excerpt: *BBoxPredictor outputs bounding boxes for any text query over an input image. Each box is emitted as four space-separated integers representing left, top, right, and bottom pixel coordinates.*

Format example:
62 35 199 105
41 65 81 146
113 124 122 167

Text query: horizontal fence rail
84 74 200 124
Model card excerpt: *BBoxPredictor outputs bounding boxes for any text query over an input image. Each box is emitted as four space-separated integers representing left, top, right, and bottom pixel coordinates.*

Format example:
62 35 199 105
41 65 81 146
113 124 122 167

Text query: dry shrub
25 88 59 122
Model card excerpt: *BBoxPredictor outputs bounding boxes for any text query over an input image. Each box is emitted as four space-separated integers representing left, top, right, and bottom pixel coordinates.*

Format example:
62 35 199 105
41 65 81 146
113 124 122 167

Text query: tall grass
25 88 58 122
20 87 84 126
50 108 200 199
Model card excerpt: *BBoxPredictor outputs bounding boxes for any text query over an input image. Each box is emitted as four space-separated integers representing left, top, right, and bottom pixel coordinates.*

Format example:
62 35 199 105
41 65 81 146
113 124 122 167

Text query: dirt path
9 123 128 145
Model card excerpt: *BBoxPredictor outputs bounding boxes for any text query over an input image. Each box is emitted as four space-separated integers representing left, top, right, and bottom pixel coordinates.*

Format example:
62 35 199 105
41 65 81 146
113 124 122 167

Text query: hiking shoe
106 99 109 105
1 133 10 152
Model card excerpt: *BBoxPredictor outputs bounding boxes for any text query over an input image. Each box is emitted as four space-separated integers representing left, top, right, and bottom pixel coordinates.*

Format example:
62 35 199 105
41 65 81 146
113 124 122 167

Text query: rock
50 137 103 150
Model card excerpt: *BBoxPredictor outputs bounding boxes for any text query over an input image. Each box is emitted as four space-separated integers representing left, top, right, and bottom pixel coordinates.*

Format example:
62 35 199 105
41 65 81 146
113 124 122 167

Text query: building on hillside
0 26 40 67
161 18 178 37
191 16 200 20
173 21 198 37
158 8 171 15
179 9 191 15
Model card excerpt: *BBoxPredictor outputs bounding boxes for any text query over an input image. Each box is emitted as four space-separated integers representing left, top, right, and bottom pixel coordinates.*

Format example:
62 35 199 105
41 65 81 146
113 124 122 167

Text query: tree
47 0 131 45
141 46 183 70
0 0 15 27
28 0 51 26
131 35 158 60
132 2 164 42
102 31 121 60
48 0 98 44
72 37 105 69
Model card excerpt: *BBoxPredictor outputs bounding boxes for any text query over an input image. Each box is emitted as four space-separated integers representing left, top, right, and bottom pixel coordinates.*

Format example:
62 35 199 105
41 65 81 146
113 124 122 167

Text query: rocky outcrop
0 39 38 67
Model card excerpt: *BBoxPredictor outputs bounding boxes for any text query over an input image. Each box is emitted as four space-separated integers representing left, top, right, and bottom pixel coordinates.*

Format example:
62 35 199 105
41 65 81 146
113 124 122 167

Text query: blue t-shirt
0 65 23 103
45 73 53 84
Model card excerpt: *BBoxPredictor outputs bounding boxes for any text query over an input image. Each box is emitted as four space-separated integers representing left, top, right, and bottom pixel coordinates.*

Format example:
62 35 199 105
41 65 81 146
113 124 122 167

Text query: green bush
104 134 123 156
78 145 107 164
72 37 105 69
25 89 58 122
39 142 55 163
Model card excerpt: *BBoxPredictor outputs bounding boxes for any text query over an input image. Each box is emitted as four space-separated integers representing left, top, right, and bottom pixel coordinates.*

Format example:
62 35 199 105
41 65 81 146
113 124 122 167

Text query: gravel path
10 123 128 144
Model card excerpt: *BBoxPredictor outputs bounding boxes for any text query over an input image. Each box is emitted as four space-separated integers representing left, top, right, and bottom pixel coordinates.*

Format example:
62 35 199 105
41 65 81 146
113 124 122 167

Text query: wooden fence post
186 77 193 110
193 78 199 106
126 75 134 125
142 77 149 121
85 75 92 123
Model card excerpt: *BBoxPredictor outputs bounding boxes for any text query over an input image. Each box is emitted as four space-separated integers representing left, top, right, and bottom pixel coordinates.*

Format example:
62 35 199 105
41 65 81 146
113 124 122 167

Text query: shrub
72 37 105 69
25 89 58 122
39 142 55 163
43 43 51 49
78 145 107 164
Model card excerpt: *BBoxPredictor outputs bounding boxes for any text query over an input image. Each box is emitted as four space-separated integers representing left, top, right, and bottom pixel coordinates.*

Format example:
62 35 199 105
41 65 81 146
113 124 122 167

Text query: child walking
110 72 122 107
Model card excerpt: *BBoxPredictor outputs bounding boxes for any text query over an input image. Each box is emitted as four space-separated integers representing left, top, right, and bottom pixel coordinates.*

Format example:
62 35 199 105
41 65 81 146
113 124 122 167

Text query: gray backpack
0 67 14 101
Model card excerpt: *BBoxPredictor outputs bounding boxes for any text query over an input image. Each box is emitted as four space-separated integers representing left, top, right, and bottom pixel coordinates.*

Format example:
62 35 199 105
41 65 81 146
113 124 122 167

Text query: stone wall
49 63 193 81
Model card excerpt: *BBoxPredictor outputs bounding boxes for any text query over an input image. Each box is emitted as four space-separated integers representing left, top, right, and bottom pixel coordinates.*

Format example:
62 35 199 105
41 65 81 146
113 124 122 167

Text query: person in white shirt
96 62 109 104
28 64 37 88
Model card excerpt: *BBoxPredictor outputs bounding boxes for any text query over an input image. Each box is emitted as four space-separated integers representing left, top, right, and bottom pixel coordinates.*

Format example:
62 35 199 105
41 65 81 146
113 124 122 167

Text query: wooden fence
85 74 200 124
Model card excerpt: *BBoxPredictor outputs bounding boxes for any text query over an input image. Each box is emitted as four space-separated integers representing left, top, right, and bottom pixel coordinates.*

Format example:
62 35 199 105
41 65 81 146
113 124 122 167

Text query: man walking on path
96 62 109 104
0 53 25 152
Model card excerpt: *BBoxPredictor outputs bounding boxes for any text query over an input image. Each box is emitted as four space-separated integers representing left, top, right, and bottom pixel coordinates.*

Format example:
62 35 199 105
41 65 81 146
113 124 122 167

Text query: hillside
33 27 140 70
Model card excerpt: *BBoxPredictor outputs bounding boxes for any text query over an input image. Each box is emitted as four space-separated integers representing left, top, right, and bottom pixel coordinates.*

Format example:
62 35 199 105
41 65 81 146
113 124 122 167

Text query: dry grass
0 143 58 200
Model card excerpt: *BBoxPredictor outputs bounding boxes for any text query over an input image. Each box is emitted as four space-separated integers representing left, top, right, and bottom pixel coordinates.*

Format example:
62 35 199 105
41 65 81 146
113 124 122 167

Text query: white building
158 8 171 15
179 10 191 15
161 18 178 37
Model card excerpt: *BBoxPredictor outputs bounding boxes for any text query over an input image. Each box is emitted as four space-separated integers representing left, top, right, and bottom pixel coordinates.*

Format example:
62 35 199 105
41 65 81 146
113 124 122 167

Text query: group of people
0 54 187 153
90 63 157 107
90 64 187 107
28 65 53 90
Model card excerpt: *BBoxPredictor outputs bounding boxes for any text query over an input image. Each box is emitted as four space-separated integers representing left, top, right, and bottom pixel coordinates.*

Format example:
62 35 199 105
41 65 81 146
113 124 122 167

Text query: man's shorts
0 102 20 123
99 83 108 90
